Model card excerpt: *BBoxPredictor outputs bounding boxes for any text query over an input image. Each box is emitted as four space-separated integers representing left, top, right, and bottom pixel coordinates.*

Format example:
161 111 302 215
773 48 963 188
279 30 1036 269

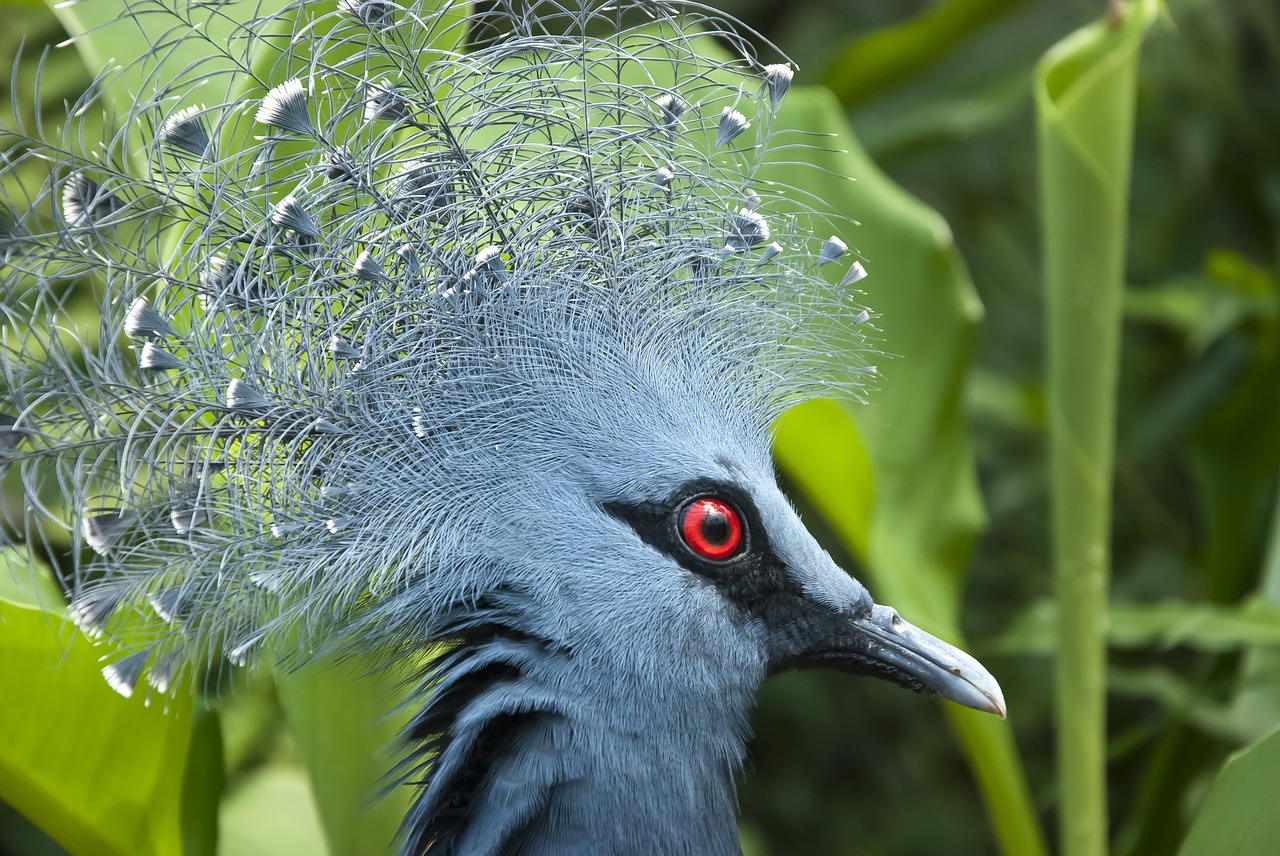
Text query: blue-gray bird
0 1 1005 853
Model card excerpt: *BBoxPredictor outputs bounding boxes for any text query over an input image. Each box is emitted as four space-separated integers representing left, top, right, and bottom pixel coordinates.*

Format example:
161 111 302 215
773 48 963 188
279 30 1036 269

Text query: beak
858 605 1006 718
792 603 1006 719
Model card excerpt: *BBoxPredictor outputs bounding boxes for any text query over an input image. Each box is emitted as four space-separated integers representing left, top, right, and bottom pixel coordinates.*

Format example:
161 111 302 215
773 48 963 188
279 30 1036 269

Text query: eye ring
678 496 744 562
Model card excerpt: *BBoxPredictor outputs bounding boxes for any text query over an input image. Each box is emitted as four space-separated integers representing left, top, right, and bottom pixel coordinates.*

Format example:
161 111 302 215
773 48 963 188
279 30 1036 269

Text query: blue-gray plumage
0 1 1005 853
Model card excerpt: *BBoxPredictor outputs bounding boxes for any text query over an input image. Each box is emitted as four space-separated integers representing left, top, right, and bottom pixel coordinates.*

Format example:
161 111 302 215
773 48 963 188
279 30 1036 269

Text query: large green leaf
767 87 1045 856
1178 726 1280 856
0 550 222 856
49 0 290 114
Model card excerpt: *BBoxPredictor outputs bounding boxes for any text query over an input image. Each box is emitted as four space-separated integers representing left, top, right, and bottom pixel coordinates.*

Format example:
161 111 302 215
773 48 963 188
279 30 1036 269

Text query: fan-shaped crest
0 0 870 696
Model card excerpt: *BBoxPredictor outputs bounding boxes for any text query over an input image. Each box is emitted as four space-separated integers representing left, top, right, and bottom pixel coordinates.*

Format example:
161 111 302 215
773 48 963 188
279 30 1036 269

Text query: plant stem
1036 3 1155 853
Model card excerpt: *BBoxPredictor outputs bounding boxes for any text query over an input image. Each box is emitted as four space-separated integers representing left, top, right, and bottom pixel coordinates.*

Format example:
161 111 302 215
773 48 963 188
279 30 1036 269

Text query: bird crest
1 0 868 693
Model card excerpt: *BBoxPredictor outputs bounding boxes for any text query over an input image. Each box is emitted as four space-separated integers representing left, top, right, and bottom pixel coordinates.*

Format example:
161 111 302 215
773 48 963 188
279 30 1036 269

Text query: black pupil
700 508 732 545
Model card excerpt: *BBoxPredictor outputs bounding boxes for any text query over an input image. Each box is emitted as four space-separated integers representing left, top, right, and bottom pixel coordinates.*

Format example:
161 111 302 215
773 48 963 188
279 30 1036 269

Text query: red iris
679 497 743 561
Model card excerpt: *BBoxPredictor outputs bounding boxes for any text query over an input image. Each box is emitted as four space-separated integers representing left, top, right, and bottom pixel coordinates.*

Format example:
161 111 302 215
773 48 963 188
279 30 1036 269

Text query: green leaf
991 596 1280 654
1124 251 1278 352
1231 476 1280 741
1178 726 1280 856
273 654 417 856
1115 597 1280 650
47 0 286 113
217 765 330 856
1036 3 1160 854
26 5 471 854
0 550 221 856
1114 596 1280 651
45 0 472 183
767 89 985 639
773 399 874 562
821 0 1027 108
766 87 1045 856
1106 665 1273 746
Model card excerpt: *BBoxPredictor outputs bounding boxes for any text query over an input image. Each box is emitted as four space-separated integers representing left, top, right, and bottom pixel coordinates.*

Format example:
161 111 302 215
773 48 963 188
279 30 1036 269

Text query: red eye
679 497 744 561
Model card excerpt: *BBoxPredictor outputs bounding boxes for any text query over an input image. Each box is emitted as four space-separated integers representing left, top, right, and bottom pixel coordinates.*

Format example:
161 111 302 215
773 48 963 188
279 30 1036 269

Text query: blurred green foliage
2 0 1279 854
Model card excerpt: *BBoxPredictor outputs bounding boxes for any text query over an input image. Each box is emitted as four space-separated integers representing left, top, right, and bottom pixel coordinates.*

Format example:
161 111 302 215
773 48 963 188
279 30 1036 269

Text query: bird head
1 0 1005 853
374 322 1004 853
467 338 1007 715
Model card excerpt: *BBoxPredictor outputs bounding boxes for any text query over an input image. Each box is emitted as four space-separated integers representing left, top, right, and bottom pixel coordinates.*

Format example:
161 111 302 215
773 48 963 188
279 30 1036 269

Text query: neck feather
396 600 759 856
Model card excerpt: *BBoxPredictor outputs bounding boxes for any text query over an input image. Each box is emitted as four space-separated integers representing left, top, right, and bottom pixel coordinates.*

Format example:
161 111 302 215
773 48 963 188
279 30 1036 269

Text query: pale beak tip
986 680 1008 720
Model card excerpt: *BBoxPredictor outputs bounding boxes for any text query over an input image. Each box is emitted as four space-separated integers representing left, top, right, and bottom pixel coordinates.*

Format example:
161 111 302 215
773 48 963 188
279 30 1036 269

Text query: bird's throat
396 605 761 856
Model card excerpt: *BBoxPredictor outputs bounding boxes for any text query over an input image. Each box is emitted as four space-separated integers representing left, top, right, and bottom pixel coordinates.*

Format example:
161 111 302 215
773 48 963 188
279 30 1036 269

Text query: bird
0 1 1006 854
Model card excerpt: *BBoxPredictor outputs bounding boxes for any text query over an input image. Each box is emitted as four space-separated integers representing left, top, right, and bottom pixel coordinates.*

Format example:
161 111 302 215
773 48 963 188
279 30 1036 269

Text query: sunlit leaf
49 0 291 116
0 550 221 856
773 399 874 562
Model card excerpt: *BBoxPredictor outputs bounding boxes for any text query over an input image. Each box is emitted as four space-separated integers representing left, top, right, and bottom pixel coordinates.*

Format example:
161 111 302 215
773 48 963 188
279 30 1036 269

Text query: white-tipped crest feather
0 0 872 709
